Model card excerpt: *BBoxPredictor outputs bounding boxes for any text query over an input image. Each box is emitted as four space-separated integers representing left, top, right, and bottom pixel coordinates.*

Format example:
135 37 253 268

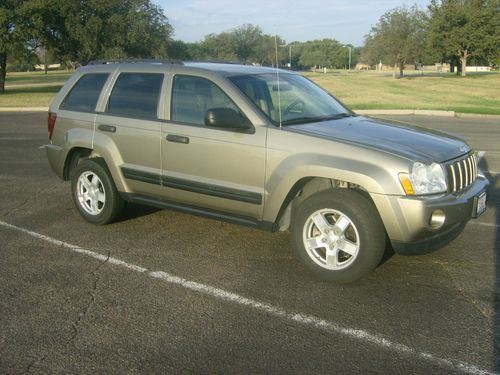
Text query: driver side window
171 75 242 126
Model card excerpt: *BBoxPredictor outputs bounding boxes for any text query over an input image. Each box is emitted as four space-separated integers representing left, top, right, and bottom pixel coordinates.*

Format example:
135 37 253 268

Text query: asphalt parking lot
1 112 499 373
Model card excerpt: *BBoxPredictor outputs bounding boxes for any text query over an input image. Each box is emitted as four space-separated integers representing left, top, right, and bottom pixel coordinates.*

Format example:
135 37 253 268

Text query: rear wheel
71 158 124 225
291 189 386 283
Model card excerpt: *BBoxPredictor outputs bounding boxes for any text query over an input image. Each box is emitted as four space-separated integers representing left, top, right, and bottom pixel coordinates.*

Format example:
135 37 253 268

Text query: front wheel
290 189 386 283
71 158 124 225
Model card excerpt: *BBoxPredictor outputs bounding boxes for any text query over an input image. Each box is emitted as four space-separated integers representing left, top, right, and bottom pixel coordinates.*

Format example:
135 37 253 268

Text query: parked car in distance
44 61 489 282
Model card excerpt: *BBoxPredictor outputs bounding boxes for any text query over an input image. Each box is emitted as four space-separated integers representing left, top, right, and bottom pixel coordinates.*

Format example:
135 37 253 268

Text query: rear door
95 69 166 199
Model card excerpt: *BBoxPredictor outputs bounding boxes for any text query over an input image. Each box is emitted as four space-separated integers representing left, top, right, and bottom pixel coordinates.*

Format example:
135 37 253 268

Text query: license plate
475 192 487 217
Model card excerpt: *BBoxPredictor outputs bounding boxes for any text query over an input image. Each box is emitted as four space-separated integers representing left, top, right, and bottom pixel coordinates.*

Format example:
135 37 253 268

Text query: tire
70 158 125 225
290 189 386 283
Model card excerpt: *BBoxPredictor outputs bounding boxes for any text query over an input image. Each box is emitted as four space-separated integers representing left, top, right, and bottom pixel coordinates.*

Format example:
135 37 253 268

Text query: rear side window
60 73 109 112
107 73 163 119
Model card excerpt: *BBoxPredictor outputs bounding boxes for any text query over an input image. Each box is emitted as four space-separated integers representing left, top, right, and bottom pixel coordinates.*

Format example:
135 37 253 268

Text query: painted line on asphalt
470 222 500 229
0 219 493 375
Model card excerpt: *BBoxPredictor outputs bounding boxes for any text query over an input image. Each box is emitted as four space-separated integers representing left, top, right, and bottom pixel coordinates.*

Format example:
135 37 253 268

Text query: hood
287 116 470 163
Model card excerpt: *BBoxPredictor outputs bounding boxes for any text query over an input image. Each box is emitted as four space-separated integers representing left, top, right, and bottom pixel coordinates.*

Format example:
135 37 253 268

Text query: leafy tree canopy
23 0 173 66
427 0 500 76
363 5 427 77
0 0 27 92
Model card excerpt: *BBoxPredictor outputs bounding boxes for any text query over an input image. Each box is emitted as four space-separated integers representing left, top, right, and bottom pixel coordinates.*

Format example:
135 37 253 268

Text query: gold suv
45 61 489 282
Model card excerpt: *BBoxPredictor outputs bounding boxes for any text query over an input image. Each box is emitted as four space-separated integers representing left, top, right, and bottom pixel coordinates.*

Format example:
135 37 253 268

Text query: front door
161 74 266 219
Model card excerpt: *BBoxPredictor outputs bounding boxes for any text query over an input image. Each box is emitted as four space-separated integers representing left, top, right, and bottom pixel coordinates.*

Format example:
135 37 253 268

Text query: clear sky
155 0 431 46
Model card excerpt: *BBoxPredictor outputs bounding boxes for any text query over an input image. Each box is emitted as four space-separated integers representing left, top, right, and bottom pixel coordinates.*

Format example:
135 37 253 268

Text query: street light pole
348 46 352 70
343 44 352 70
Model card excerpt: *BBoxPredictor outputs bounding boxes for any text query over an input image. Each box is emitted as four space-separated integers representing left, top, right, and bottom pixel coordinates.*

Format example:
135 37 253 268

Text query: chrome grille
447 154 477 193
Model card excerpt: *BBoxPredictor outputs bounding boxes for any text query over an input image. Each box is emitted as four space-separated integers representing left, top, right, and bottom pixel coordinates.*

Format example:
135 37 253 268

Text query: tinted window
107 73 163 119
171 75 242 126
61 73 109 112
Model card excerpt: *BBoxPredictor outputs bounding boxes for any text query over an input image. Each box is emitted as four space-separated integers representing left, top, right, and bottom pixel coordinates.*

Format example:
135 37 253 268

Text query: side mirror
205 108 251 130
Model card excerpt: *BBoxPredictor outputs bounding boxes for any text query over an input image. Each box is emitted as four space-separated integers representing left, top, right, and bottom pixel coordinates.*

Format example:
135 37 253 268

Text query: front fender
262 153 405 223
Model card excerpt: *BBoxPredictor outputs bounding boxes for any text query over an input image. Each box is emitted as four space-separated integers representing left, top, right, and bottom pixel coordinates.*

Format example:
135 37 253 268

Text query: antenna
274 34 282 129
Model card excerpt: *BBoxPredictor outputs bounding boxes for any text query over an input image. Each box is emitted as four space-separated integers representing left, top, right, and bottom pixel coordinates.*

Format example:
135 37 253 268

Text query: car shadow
119 202 161 222
481 157 500 370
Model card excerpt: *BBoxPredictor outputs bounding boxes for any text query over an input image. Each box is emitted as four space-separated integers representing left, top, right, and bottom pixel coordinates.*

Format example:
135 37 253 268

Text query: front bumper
371 175 489 255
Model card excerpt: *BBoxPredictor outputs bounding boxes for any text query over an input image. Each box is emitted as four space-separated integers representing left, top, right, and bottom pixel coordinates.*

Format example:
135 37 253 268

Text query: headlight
399 162 447 195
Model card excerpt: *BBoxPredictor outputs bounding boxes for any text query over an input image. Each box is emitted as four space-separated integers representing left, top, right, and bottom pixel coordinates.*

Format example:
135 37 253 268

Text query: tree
199 32 238 61
298 39 344 68
232 24 263 62
0 0 25 92
166 40 192 60
195 24 284 65
428 0 500 76
184 42 206 61
351 46 363 68
1 0 173 92
363 5 427 77
253 34 285 67
24 0 173 67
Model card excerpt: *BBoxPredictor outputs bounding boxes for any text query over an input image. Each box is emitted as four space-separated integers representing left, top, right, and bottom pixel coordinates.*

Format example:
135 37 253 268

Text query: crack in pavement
438 261 492 326
25 249 111 373
67 250 110 345
3 199 30 218
2 185 56 219
436 260 500 358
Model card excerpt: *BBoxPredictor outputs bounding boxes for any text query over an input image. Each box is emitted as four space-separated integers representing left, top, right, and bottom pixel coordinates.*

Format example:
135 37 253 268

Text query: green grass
1 69 499 115
0 71 70 107
0 85 62 107
306 70 500 115
5 70 71 86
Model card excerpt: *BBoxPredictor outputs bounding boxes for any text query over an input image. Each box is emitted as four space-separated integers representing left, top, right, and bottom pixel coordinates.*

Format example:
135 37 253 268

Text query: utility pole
348 46 352 70
343 45 352 70
289 45 292 69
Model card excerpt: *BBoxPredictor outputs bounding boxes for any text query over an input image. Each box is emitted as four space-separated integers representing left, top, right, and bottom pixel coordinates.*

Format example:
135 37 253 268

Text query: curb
0 107 48 112
454 112 500 119
355 109 500 119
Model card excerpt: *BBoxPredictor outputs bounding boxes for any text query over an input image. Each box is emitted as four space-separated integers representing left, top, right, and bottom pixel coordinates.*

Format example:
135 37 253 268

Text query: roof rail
87 59 183 66
186 60 247 65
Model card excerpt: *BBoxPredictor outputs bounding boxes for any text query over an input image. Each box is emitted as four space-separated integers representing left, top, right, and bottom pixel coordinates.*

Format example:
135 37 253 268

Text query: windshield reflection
229 73 352 125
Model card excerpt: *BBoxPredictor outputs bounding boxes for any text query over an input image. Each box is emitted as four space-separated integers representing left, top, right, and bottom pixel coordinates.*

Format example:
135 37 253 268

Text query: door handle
166 134 189 144
98 124 116 133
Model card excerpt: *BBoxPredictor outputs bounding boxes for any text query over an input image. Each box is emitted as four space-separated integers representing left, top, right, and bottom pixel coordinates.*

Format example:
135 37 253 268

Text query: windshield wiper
281 116 322 125
281 113 356 126
319 113 357 121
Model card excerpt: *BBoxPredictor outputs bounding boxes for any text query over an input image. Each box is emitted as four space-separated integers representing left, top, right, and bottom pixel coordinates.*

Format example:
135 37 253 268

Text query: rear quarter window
60 73 109 112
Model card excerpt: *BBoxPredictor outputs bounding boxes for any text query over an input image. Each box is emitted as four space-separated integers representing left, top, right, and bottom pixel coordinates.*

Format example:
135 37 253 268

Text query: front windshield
229 73 352 126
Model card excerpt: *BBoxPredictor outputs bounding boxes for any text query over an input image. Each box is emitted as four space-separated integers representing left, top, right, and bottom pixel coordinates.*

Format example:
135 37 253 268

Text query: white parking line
470 222 500 229
0 219 492 375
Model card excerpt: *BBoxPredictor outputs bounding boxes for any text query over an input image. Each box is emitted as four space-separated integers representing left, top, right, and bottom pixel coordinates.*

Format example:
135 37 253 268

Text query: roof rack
186 60 248 65
87 59 183 66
